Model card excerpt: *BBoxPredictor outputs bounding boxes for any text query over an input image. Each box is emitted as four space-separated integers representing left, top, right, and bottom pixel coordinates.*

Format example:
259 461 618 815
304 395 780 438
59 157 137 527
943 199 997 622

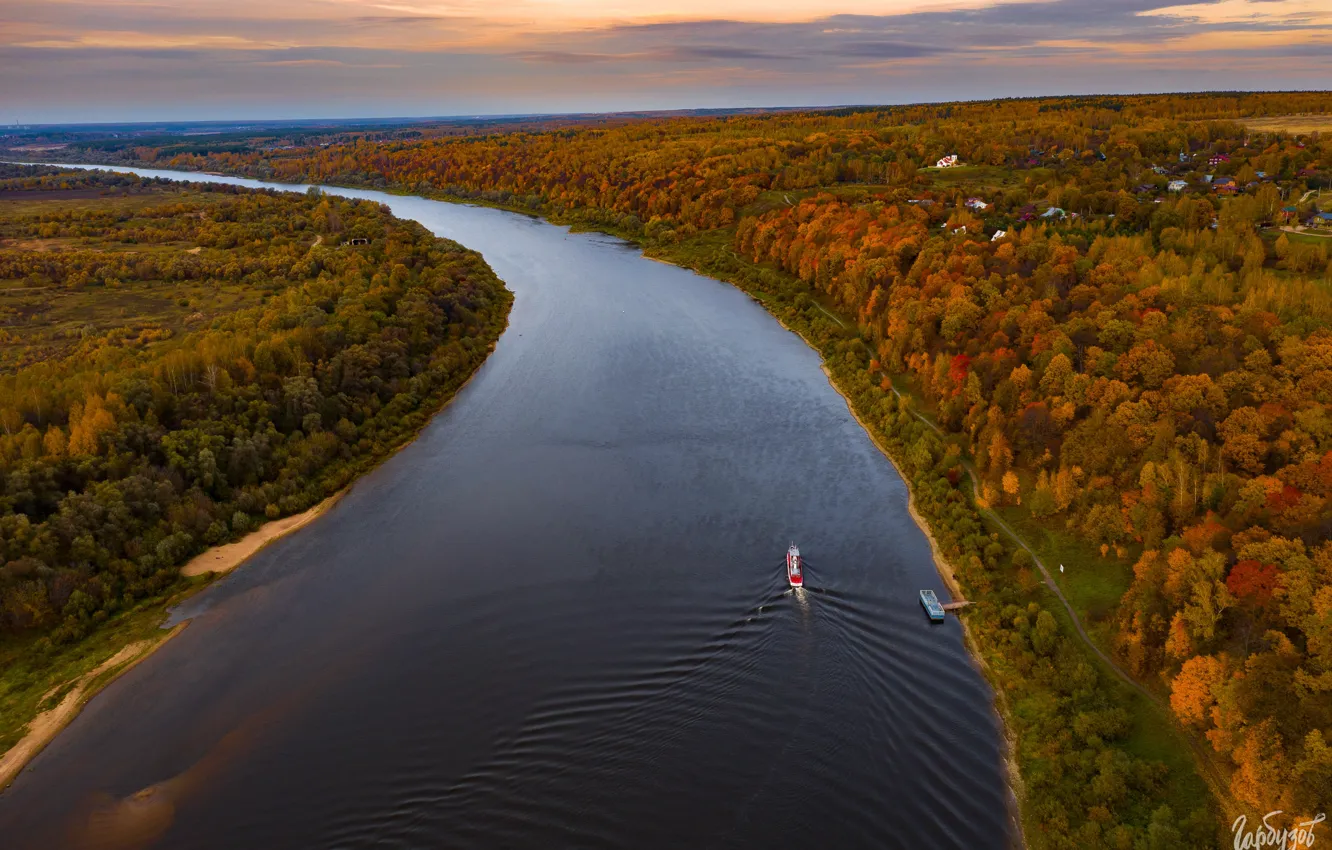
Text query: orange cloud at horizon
3 0 1329 122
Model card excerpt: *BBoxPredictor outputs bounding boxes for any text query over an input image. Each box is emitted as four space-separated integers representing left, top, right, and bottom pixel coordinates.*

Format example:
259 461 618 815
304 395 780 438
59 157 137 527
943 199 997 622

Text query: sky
3 0 1331 124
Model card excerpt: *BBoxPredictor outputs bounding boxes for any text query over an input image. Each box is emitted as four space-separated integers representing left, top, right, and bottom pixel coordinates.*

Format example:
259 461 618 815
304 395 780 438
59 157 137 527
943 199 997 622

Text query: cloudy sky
3 0 1330 123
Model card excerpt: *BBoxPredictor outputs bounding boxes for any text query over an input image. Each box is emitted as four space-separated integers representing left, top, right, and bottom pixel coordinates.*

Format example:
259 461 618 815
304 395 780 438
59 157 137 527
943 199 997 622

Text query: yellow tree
1169 654 1227 726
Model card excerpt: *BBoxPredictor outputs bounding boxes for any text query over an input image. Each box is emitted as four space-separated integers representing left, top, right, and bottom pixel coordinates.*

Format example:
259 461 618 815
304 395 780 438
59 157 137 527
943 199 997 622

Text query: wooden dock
941 600 973 612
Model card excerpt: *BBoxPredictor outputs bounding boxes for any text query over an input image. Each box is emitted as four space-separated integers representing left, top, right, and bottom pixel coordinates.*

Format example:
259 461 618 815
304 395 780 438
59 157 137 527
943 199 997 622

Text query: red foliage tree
1226 560 1281 608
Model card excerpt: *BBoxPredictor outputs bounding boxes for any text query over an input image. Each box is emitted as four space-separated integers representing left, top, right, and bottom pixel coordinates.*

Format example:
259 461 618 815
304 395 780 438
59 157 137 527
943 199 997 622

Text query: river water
1 166 1015 850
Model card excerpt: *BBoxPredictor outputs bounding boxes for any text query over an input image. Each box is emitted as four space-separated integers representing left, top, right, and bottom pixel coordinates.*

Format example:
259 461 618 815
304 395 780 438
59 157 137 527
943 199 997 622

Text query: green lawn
1279 229 1332 245
995 506 1136 648
923 164 1055 190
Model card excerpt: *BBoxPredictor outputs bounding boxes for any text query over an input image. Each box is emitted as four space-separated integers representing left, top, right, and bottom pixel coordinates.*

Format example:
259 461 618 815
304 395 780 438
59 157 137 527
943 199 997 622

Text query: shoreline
815 361 1028 849
180 494 342 577
0 623 188 791
716 275 1028 841
0 245 509 795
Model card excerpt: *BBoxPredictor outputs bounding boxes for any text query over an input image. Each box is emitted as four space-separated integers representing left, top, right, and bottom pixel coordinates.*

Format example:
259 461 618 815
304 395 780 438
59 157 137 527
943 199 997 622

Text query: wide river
2 166 1015 850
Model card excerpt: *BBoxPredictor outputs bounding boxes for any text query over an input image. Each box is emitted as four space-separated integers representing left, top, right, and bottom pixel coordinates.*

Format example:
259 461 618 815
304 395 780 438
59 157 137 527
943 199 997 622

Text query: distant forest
0 165 511 647
108 91 1332 837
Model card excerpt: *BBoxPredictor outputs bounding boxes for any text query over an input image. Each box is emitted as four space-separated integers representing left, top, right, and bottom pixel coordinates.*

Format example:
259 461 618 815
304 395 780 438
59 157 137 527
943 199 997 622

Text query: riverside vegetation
0 165 511 764
115 92 1332 847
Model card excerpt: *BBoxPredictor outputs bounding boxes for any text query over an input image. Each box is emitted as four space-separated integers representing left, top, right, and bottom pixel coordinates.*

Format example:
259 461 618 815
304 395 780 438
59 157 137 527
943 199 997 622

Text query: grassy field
0 191 306 372
994 505 1137 648
0 188 215 217
1276 229 1332 244
924 164 1055 191
1241 114 1332 134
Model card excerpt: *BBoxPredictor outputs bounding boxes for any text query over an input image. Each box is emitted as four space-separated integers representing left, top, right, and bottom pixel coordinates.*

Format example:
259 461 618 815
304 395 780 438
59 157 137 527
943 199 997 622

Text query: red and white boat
786 543 804 588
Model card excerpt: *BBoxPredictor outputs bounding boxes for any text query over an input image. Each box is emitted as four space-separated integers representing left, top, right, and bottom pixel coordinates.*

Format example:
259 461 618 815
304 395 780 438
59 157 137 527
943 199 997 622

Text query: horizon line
7 87 1331 131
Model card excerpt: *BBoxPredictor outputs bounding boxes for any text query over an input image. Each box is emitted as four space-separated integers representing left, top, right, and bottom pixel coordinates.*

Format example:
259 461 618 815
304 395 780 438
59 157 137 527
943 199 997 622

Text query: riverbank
654 252 1029 846
820 364 1028 849
630 239 1218 845
181 495 341 577
0 180 513 795
0 316 506 793
0 623 187 790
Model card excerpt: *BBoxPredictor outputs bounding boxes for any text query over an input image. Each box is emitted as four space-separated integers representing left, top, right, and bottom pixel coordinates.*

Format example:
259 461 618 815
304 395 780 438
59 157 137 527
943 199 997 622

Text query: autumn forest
0 165 510 757
4 91 1332 846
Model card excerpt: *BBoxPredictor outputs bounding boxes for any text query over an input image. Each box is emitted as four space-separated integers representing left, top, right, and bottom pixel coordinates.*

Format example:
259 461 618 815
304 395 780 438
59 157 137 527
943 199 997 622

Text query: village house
965 198 989 211
1041 207 1067 220
1209 153 1231 167
991 229 1007 241
936 154 959 168
1167 180 1188 192
1212 177 1238 194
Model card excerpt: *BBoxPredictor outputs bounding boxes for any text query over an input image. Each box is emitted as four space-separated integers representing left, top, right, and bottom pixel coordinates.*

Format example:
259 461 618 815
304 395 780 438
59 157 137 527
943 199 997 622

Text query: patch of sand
0 624 187 791
186 246 202 254
181 494 339 577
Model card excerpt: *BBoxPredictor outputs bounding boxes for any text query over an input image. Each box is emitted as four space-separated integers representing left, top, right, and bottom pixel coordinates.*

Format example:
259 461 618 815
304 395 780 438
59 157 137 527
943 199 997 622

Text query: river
1 166 1016 849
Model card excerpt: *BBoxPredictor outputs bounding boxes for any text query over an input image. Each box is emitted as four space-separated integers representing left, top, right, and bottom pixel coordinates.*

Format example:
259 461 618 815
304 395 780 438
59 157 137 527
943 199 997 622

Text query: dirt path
1280 226 1332 238
0 625 187 790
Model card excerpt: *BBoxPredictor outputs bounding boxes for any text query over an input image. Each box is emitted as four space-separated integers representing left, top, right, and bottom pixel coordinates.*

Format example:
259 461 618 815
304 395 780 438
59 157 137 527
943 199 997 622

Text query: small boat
920 589 945 621
786 543 804 588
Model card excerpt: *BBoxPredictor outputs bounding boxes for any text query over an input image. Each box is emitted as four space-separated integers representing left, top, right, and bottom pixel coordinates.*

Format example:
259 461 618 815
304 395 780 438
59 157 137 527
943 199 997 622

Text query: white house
936 154 959 168
1167 180 1188 192
965 198 989 211
991 230 1008 241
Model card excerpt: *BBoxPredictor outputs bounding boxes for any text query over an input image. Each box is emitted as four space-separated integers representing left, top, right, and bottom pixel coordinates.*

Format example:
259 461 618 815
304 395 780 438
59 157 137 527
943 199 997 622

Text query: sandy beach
0 624 188 790
180 495 340 577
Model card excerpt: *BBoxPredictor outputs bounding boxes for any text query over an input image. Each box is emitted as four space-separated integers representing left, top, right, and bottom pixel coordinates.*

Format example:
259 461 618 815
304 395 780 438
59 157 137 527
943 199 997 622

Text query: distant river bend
1 166 1016 850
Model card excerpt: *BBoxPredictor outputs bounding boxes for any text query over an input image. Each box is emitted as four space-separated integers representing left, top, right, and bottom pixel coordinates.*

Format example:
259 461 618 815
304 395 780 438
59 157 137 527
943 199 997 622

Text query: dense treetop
0 168 511 655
